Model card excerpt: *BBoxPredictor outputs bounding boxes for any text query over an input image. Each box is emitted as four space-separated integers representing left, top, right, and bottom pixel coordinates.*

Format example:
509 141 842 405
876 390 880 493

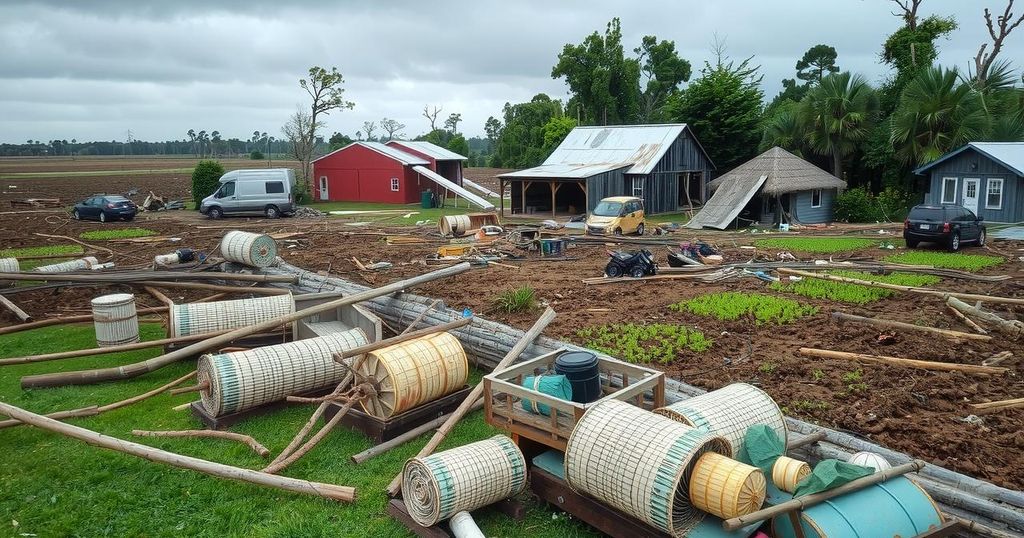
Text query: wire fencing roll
221 231 277 267
169 293 295 337
655 383 787 454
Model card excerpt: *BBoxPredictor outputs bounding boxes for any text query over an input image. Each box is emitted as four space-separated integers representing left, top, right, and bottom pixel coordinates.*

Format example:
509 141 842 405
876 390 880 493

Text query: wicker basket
772 456 811 493
565 399 732 537
197 327 368 417
848 451 892 472
91 293 140 347
655 383 787 454
689 451 766 519
356 332 468 419
0 257 18 287
169 293 295 337
220 230 277 267
34 256 98 273
402 434 526 527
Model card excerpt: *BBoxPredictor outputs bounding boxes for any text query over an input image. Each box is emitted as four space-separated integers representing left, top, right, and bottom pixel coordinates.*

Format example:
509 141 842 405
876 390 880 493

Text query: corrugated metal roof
498 163 631 179
388 140 468 161
312 141 429 166
411 165 494 210
687 174 768 230
913 142 1024 176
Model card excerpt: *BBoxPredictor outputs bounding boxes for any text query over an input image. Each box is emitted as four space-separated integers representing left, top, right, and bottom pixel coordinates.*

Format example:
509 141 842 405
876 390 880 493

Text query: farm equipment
604 249 656 278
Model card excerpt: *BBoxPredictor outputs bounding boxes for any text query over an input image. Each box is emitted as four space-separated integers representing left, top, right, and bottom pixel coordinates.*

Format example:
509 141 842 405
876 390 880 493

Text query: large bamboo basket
91 293 140 347
169 293 295 337
34 256 98 273
564 399 732 537
197 327 368 417
689 451 766 519
402 434 526 527
0 258 18 287
220 230 277 267
655 383 787 453
356 332 468 419
772 456 811 493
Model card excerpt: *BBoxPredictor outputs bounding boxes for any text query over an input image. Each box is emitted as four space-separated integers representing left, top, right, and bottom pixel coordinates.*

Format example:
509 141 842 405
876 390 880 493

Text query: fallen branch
831 311 992 342
132 429 271 457
0 401 355 502
946 296 1023 340
947 304 988 334
777 268 1024 305
0 294 32 322
799 347 1008 375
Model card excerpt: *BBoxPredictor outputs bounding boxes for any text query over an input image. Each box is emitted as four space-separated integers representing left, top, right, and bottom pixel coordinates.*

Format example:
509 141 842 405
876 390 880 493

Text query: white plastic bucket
91 293 140 347
449 512 485 538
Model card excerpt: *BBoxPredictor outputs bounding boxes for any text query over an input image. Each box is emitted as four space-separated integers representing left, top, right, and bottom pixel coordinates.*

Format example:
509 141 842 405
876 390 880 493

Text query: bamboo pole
144 286 174 307
946 297 1023 340
136 281 291 296
263 395 361 474
335 317 473 362
0 271 297 284
20 263 472 388
0 306 168 336
171 402 192 411
193 293 228 303
831 311 992 341
0 294 32 322
168 381 208 395
350 400 484 464
799 347 1008 375
132 429 271 457
722 460 927 530
0 401 355 502
947 304 988 334
386 306 557 496
786 431 826 451
777 268 1024 305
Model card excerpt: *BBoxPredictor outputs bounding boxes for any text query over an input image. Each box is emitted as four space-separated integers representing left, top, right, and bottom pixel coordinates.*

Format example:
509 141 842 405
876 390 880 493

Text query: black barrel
554 351 601 403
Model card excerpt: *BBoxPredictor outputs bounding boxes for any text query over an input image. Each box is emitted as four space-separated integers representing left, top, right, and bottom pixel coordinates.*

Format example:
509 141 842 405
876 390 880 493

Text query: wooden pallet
324 386 471 443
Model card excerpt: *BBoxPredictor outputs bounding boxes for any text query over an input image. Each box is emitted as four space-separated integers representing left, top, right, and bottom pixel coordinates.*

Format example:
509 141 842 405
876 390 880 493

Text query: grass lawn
0 324 595 537
883 251 1004 271
80 228 158 241
754 237 880 253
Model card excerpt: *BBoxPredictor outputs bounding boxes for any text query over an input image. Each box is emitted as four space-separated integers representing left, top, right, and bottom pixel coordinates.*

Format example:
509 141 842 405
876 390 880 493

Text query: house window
940 177 957 204
810 189 822 208
631 177 644 198
390 178 400 192
986 178 1003 209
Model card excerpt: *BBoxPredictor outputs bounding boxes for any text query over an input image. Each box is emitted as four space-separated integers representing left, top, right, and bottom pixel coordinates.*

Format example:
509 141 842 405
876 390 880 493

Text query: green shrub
576 323 712 364
191 160 225 208
883 251 1004 272
493 286 535 313
754 237 877 253
876 187 913 221
770 270 940 304
250 150 264 160
834 187 879 222
670 292 817 325
80 228 158 241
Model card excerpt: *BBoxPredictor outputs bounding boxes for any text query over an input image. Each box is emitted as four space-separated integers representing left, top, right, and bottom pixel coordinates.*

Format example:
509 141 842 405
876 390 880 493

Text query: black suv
903 204 986 252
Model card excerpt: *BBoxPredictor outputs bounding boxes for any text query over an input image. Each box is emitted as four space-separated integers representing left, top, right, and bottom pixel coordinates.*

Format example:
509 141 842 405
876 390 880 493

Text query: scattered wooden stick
192 293 228 303
171 402 193 411
777 268 1024 306
0 294 32 322
350 400 484 464
263 389 366 474
399 299 441 335
386 306 557 496
972 398 1024 410
947 304 988 334
20 263 472 388
831 312 992 341
982 351 1013 367
0 401 355 502
335 317 473 362
144 286 174 308
34 233 114 258
169 381 209 395
0 306 168 337
798 348 1008 376
946 297 1023 340
351 257 368 271
722 460 926 530
132 429 271 457
138 281 291 296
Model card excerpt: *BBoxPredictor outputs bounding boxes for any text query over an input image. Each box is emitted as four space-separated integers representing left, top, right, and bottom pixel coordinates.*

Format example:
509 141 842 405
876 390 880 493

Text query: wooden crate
483 348 665 451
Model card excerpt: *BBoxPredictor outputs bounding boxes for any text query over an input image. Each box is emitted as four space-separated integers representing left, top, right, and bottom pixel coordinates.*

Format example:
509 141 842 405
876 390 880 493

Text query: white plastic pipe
449 511 485 538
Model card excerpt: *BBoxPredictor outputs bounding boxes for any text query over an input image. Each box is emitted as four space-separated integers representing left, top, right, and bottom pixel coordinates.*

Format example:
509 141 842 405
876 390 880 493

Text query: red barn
311 140 467 204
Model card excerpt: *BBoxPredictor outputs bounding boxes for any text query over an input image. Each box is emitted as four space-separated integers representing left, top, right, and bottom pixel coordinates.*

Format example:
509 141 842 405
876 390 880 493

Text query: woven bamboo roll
439 215 472 237
356 332 468 419
565 399 732 537
689 451 766 519
220 231 277 267
91 293 140 347
772 456 811 493
655 383 787 454
0 258 18 286
169 293 295 337
848 451 892 471
34 256 98 273
402 434 526 527
197 327 368 417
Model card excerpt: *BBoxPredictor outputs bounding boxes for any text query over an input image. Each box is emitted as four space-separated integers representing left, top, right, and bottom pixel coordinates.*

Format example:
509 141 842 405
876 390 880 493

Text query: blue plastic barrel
771 476 943 538
554 351 601 403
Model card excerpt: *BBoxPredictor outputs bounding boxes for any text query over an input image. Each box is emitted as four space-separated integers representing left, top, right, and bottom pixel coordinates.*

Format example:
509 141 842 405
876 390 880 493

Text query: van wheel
948 231 961 252
636 223 645 236
265 205 280 219
208 207 223 219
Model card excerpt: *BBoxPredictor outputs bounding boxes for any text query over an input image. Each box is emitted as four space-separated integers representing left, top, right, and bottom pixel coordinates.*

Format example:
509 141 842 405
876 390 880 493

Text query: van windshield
593 201 623 217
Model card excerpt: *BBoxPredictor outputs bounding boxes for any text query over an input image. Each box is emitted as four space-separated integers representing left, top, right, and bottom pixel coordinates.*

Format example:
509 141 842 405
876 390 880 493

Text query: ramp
413 165 495 210
462 177 502 198
686 175 767 230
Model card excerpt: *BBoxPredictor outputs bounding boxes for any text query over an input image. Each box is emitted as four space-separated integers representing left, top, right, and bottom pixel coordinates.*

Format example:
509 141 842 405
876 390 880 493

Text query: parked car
585 196 646 236
72 195 137 222
903 204 986 252
199 168 296 219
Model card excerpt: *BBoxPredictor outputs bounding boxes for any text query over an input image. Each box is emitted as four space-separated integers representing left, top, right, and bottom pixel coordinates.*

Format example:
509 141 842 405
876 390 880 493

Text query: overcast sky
1 0 1021 143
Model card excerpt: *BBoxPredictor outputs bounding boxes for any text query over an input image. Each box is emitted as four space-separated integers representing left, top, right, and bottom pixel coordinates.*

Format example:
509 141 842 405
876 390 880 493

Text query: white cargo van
199 168 296 219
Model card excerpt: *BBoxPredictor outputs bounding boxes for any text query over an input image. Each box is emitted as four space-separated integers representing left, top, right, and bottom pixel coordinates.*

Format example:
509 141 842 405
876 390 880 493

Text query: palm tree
890 67 988 166
798 72 878 178
760 103 804 156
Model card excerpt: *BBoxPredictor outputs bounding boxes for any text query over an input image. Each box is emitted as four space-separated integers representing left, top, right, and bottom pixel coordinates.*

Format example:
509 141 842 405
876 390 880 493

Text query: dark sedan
72 195 137 222
903 204 985 252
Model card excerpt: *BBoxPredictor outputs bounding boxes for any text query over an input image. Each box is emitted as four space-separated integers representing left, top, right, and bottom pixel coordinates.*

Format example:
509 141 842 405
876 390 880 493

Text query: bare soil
1 162 1022 490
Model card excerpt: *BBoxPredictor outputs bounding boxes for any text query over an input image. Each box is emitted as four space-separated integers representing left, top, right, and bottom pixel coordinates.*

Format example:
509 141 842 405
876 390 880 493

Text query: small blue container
554 351 601 403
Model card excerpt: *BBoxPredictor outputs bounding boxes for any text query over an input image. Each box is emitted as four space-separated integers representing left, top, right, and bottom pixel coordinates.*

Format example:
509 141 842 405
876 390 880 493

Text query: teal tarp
794 459 875 497
521 374 572 416
737 424 785 474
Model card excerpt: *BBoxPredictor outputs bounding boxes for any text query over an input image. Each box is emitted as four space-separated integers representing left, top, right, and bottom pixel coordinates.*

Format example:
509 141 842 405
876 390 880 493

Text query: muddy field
0 164 1022 490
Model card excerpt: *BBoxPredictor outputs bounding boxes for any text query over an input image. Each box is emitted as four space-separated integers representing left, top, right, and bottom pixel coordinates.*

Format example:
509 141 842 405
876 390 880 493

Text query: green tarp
794 459 875 497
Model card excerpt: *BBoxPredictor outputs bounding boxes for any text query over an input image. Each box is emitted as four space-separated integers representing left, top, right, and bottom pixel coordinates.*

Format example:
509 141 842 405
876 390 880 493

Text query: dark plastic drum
554 351 601 403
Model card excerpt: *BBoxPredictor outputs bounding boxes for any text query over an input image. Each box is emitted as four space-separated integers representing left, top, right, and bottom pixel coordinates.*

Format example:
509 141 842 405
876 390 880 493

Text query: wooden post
577 181 588 213
521 181 531 214
0 401 356 502
798 347 1007 375
499 178 504 218
550 181 563 217
20 263 473 389
385 307 557 496
831 311 992 341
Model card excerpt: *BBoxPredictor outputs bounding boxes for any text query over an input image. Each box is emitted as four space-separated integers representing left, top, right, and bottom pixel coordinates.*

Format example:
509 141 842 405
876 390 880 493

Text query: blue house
913 142 1024 223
